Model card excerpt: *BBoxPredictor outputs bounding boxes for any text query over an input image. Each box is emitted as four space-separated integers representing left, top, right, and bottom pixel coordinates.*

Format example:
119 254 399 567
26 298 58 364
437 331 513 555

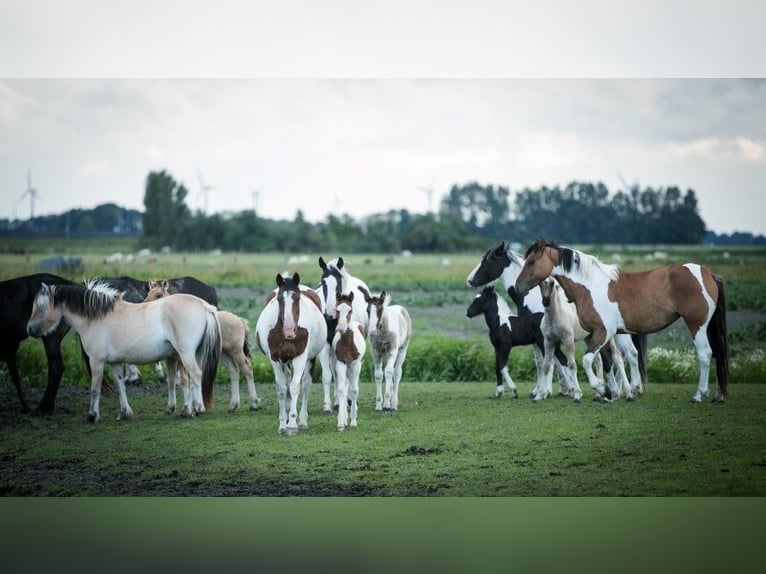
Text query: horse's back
170 276 218 306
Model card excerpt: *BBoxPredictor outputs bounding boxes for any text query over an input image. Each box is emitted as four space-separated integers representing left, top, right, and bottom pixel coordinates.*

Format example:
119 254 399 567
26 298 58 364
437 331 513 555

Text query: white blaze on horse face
281 290 298 339
337 301 353 332
368 303 381 335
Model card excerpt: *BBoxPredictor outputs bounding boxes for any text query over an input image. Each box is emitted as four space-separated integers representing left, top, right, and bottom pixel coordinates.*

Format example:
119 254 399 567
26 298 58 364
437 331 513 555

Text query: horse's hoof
298 423 309 430
573 397 581 404
626 396 635 402
249 405 260 411
284 427 299 436
86 413 98 423
323 409 332 415
382 407 392 412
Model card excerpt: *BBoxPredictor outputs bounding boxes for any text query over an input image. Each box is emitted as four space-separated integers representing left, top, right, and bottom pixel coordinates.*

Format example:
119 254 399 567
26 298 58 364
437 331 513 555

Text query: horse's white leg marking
87 359 104 423
391 347 407 411
499 366 518 398
535 337 557 402
223 354 240 412
335 361 349 430
530 346 545 398
165 358 177 414
348 360 361 427
154 361 166 382
611 343 633 401
373 351 384 411
319 343 336 413
382 353 397 411
684 264 719 403
238 352 258 410
561 341 581 402
109 364 134 420
582 351 607 399
272 361 289 434
297 360 311 430
616 336 642 395
691 329 713 403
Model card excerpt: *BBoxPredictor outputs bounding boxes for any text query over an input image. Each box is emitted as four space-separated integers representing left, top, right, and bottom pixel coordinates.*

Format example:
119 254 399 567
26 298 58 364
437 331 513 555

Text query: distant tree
441 182 511 238
142 170 191 249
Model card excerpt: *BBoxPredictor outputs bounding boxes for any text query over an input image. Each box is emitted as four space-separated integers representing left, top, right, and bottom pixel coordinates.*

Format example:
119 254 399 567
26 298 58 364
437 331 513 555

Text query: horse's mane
526 238 619 283
53 279 120 319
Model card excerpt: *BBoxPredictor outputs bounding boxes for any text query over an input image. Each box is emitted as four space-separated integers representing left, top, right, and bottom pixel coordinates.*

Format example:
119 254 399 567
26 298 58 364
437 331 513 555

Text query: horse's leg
284 356 308 433
87 358 105 423
690 326 714 403
318 343 335 414
535 336 557 402
179 355 204 417
124 363 141 384
272 361 289 434
4 344 29 412
234 348 259 410
582 331 610 401
348 359 361 427
616 335 642 396
108 363 134 420
34 328 67 415
298 360 312 430
391 347 408 410
154 361 166 384
165 358 178 414
562 336 582 403
530 344 545 399
222 353 241 412
372 350 384 411
382 352 397 412
611 340 633 401
334 360 349 431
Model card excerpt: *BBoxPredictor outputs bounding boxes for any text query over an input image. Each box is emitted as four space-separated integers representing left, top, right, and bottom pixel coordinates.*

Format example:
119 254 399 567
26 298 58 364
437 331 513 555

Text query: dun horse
255 273 327 435
364 290 411 412
515 239 729 402
144 280 259 412
332 292 366 430
26 280 222 422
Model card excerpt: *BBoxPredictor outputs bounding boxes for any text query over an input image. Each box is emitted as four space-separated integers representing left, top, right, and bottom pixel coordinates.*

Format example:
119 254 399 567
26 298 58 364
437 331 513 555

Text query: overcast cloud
1 78 764 234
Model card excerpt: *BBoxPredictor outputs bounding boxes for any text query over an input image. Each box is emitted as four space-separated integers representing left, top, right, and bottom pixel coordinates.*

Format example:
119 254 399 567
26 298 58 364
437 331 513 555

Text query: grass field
1 239 765 497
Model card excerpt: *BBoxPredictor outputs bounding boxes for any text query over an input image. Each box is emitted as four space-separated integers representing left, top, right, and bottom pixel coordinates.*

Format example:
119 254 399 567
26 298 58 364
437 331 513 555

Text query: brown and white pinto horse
255 272 327 435
515 239 729 403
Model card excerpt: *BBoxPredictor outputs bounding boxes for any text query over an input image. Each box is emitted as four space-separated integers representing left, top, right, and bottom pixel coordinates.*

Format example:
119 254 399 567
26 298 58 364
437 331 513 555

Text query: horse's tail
708 275 729 397
198 306 222 409
631 333 648 384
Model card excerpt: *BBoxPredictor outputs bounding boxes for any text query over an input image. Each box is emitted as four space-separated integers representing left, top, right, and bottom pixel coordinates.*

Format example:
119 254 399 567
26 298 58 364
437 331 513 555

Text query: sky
1 2 765 235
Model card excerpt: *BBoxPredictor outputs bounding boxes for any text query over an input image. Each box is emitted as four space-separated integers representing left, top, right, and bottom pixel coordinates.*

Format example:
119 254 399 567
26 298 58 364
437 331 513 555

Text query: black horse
0 273 75 414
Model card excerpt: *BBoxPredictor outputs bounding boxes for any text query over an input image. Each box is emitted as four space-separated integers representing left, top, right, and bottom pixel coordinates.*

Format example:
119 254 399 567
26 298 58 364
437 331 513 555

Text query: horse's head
466 241 527 291
516 238 559 296
364 289 389 335
318 256 345 319
275 272 302 339
336 291 355 333
144 279 172 302
539 277 556 307
27 283 62 337
466 285 495 318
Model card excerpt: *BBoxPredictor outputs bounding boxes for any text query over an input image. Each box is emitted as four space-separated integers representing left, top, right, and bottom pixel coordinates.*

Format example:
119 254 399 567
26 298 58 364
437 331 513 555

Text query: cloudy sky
1 2 764 234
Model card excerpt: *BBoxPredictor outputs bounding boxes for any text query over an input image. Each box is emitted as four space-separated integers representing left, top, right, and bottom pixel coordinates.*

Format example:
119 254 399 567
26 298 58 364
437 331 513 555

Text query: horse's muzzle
27 322 41 338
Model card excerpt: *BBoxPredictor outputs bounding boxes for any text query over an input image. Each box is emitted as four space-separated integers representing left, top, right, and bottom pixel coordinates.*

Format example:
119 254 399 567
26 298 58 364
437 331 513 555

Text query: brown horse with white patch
515 239 729 403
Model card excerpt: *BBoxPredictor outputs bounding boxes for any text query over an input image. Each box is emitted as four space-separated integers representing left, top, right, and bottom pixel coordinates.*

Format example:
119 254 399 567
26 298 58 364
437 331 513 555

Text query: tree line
4 169 764 251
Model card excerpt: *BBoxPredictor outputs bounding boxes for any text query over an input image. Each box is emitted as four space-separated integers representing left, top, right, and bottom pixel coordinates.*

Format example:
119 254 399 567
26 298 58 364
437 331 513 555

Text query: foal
364 290 412 412
466 286 556 399
332 292 366 430
144 280 259 412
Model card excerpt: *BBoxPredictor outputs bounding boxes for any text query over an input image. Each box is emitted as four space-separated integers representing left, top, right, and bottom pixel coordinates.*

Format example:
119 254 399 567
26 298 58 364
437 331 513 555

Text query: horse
467 285 570 400
515 238 729 403
144 279 259 412
255 272 327 435
467 241 647 399
332 292 366 430
26 279 222 422
0 273 74 414
316 256 371 413
363 290 411 412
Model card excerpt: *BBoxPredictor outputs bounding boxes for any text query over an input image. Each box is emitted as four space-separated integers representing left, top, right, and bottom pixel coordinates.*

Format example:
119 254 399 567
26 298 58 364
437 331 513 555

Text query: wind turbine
196 169 216 214
250 184 265 214
18 169 39 220
417 179 436 214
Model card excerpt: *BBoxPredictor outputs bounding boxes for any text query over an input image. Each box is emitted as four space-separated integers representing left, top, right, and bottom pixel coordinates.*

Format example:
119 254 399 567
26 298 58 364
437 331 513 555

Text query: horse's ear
494 242 506 257
276 273 285 287
318 256 327 271
337 257 344 269
361 288 372 303
379 290 387 302
347 291 354 302
292 272 300 285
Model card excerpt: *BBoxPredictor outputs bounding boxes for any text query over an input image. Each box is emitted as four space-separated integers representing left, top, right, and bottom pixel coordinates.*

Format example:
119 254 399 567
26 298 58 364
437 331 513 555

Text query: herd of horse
1 238 729 435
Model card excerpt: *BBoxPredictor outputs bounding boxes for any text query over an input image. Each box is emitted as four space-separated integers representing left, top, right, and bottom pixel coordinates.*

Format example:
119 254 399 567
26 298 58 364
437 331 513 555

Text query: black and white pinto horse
316 257 371 413
466 285 562 399
467 241 646 400
0 273 74 414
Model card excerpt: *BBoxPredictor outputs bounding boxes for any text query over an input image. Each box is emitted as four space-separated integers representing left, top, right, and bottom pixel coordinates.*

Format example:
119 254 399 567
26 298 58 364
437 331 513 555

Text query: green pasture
1 238 765 496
